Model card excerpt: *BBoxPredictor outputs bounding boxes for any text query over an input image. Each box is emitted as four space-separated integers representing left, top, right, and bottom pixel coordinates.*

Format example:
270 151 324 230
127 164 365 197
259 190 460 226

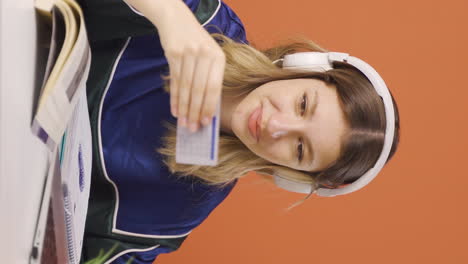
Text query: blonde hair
157 34 400 198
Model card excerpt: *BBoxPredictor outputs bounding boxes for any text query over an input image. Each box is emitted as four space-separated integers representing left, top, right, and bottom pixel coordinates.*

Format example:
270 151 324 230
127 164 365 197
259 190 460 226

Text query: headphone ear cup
282 52 333 72
273 174 314 194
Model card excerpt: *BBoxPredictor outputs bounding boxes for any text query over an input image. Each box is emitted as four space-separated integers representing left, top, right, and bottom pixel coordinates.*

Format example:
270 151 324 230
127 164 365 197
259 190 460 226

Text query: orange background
159 0 468 263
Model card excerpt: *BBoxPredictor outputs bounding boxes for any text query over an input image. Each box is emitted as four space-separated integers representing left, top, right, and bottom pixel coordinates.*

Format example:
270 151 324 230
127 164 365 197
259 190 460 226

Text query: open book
31 0 92 264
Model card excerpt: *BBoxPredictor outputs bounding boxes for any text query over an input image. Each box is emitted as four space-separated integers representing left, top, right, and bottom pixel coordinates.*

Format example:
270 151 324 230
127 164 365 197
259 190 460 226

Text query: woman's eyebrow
305 90 319 166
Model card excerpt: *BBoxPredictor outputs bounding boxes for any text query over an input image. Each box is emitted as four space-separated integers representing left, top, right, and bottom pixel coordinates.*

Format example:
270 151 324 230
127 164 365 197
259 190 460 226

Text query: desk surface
0 0 50 262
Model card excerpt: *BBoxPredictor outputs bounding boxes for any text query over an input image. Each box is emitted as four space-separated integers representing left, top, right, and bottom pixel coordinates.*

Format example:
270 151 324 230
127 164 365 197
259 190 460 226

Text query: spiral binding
62 184 76 264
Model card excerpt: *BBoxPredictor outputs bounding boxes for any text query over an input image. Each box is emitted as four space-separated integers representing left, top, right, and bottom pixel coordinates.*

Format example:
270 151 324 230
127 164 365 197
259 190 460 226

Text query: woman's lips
256 108 262 141
248 106 262 142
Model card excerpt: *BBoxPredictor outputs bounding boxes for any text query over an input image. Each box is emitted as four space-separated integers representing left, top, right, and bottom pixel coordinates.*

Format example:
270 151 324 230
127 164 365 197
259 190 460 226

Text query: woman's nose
266 114 302 139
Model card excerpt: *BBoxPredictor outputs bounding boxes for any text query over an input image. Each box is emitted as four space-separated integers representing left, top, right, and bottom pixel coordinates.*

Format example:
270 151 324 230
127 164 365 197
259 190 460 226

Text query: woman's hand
124 0 226 132
159 3 225 132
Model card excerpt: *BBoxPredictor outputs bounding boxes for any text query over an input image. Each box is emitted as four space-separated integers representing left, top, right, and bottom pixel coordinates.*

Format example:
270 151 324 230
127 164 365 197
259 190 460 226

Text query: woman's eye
300 93 307 116
297 138 304 162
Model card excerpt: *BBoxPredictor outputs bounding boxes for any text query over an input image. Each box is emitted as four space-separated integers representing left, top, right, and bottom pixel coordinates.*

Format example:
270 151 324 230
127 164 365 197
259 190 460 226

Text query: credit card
175 101 220 166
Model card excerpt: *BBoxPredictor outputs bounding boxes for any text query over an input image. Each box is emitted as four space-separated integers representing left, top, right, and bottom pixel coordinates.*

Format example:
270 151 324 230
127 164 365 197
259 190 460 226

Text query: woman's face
230 78 350 172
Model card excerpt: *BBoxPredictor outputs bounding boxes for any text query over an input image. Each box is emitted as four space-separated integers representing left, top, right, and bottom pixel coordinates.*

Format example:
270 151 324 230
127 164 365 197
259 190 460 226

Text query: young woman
79 0 400 263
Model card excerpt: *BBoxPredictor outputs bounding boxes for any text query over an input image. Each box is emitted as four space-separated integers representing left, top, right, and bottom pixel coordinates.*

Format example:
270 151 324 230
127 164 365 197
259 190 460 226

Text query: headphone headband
275 52 395 197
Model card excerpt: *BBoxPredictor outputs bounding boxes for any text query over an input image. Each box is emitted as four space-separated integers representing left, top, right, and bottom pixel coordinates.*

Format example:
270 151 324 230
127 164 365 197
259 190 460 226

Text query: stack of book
31 0 92 263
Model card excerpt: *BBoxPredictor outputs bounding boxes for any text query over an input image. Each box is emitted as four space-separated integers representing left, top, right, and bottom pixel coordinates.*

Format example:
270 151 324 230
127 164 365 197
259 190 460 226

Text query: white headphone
273 52 396 197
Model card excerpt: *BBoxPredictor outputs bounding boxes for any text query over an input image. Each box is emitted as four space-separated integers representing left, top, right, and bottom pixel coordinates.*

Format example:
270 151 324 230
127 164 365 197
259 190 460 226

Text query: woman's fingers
187 54 211 132
168 55 181 118
177 51 196 128
166 41 225 133
200 52 225 126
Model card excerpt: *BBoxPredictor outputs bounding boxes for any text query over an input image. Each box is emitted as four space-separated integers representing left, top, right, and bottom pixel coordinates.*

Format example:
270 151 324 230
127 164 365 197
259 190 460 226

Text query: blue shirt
82 0 248 263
